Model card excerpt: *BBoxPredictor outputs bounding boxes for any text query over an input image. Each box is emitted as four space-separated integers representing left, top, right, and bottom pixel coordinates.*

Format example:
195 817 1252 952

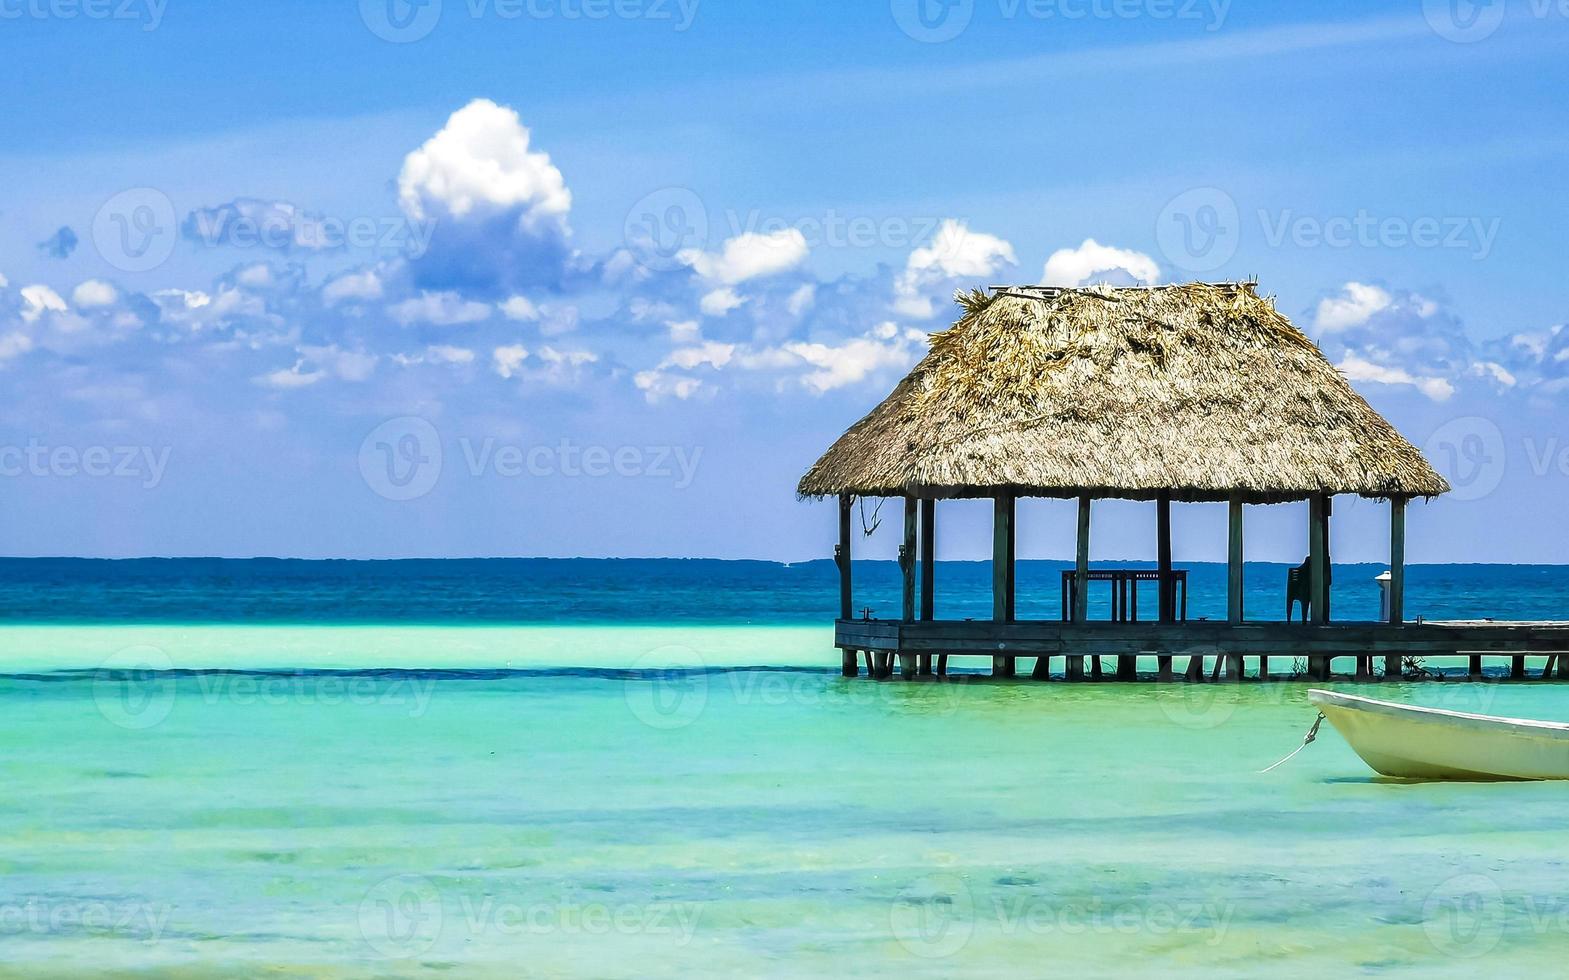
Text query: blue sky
0 0 1567 563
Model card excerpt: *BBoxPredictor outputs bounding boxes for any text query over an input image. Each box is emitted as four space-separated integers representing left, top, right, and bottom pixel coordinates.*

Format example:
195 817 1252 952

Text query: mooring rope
1258 712 1326 774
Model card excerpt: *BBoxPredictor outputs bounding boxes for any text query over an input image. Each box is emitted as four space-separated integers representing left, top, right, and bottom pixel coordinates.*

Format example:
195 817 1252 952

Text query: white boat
1307 689 1569 781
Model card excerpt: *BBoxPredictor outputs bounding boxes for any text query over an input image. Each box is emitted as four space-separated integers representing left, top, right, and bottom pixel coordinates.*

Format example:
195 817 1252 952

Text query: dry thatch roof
799 282 1449 504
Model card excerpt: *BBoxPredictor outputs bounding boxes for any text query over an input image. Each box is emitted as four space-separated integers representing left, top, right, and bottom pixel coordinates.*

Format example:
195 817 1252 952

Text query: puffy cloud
388 291 492 327
894 220 1015 318
255 345 377 388
1041 239 1160 287
427 344 475 365
322 268 385 306
634 369 710 403
1314 282 1395 332
36 226 78 260
399 99 571 228
20 285 68 323
493 344 529 379
699 287 745 316
680 229 809 285
787 283 816 316
500 295 539 321
399 100 573 295
0 330 33 363
1337 352 1454 402
72 280 118 309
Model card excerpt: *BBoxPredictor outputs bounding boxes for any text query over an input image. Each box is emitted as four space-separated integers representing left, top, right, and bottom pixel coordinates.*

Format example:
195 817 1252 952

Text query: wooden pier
836 619 1569 682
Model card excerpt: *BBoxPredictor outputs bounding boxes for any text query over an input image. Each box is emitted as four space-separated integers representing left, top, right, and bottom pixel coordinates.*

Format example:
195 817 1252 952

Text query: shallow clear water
2 559 1567 976
4 643 1569 977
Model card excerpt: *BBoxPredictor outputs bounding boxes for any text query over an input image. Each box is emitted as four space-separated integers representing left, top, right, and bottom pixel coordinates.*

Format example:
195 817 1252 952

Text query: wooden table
1061 569 1188 622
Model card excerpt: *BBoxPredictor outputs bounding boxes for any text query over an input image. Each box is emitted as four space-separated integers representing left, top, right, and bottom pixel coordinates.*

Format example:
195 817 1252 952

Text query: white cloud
0 272 9 289
398 98 572 232
634 369 709 403
19 285 68 323
1337 353 1454 402
680 229 808 285
894 219 1016 318
1042 239 1160 287
322 269 384 306
72 280 117 309
299 344 378 382
427 345 475 365
1315 282 1394 332
787 283 816 316
663 341 736 371
388 291 492 327
493 344 530 379
500 295 539 321
254 362 325 389
0 331 32 362
667 320 701 343
779 333 924 393
699 287 746 316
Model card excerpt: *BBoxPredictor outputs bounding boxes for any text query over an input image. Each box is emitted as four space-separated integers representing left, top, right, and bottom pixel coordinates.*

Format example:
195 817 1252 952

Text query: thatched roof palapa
799 282 1449 505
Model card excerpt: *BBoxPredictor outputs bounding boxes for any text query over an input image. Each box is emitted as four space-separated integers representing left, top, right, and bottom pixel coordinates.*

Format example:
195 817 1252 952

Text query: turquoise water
2 560 1568 976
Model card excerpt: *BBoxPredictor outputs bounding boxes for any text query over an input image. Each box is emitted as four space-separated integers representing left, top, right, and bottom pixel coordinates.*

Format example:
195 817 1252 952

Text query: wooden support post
1389 498 1406 625
1226 652 1245 682
1384 654 1402 680
920 499 936 621
992 495 1013 624
1117 654 1137 681
1259 655 1270 680
1469 653 1483 680
993 655 1015 679
919 654 934 676
1308 496 1328 625
1007 497 1018 622
864 651 875 675
841 649 858 678
1308 655 1329 680
1066 655 1085 681
1157 655 1173 682
899 653 918 680
1227 497 1245 625
1091 656 1104 680
1512 655 1526 680
901 496 917 623
1075 495 1091 624
937 653 949 677
1031 655 1052 680
1157 493 1173 623
837 494 853 621
1559 656 1569 680
1185 653 1204 682
1542 655 1558 680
